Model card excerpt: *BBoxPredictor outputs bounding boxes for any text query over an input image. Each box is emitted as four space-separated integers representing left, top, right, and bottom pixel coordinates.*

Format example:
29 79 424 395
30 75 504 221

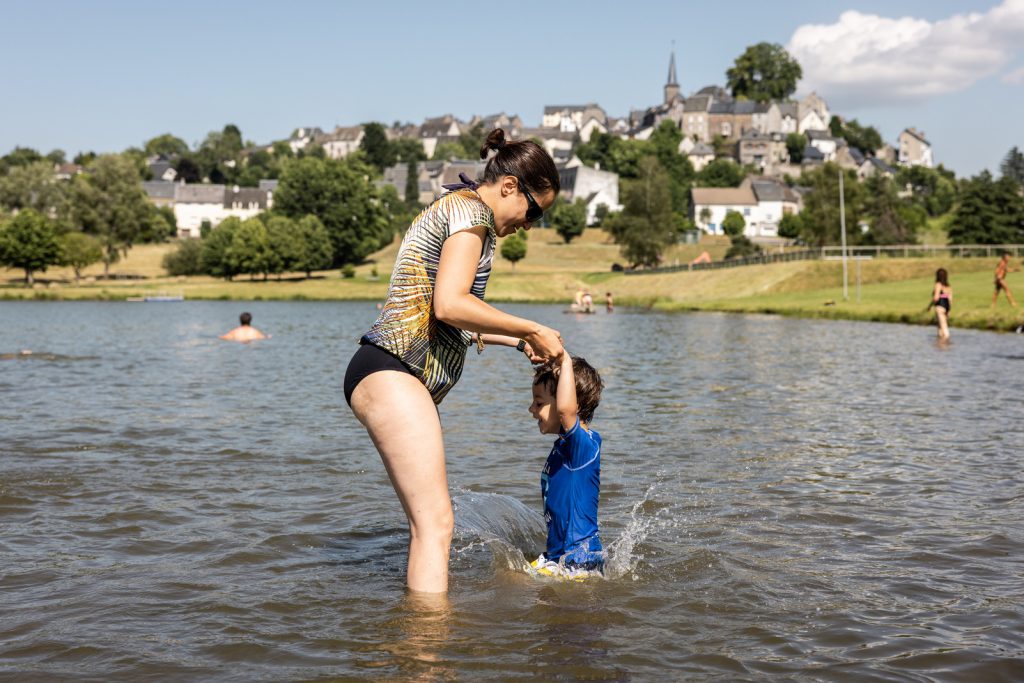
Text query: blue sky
2 0 1021 176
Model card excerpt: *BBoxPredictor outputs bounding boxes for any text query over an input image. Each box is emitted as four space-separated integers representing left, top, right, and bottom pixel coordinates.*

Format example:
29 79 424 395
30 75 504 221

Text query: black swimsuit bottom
343 342 413 406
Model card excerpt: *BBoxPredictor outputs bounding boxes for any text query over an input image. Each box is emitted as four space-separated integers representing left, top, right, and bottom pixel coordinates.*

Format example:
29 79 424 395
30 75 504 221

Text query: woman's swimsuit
935 287 951 312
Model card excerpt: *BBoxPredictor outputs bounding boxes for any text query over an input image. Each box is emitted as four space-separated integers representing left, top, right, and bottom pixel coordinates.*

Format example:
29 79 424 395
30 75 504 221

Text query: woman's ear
500 175 518 197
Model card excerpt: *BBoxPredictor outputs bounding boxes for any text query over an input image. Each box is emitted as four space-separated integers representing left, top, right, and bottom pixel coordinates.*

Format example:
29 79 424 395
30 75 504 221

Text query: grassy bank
3 231 1021 332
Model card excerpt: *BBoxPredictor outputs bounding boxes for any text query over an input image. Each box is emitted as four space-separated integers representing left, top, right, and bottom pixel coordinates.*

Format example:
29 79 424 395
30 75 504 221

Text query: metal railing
623 244 1024 275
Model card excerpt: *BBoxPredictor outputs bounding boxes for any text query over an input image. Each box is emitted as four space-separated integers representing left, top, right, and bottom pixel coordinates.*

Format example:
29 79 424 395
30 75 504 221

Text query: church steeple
664 46 680 104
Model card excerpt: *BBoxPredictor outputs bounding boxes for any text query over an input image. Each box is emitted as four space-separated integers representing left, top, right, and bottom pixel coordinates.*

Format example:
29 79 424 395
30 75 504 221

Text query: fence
623 244 1024 275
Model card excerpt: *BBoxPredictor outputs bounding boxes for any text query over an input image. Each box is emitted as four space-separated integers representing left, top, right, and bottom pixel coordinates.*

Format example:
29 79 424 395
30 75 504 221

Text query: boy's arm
555 353 578 432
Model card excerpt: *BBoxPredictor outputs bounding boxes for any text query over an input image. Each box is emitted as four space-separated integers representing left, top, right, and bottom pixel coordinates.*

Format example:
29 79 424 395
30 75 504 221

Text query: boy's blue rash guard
541 416 603 562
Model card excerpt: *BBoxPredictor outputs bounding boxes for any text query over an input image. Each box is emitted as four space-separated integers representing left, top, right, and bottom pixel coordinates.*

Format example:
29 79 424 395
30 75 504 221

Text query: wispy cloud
787 0 1024 108
1002 65 1024 84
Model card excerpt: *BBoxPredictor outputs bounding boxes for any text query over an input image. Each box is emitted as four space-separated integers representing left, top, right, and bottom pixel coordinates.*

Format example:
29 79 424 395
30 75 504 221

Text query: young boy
528 352 605 578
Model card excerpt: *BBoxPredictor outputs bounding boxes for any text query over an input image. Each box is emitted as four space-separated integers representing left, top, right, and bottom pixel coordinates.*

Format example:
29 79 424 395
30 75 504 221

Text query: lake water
1 301 1022 681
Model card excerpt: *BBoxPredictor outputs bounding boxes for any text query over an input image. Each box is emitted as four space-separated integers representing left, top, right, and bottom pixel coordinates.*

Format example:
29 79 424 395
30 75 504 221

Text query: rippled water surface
1 301 1022 681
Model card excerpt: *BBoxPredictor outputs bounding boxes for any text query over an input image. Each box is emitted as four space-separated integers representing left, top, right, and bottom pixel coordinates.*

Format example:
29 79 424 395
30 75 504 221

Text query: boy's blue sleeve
558 416 600 468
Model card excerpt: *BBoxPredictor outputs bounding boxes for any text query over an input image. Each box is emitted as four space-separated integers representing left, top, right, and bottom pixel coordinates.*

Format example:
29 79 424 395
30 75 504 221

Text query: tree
431 141 465 161
726 42 802 102
650 119 695 217
721 210 746 238
1000 146 1024 185
696 158 745 188
895 165 957 217
265 214 299 278
785 133 807 163
201 217 241 280
144 133 189 158
174 156 202 183
228 217 276 280
162 238 205 276
0 160 69 217
405 159 419 205
273 156 392 266
293 215 333 277
836 119 883 155
139 204 177 243
605 157 676 267
70 154 152 275
360 122 397 172
574 131 652 179
458 122 487 159
797 163 864 246
948 171 1024 244
500 230 527 270
58 232 103 281
0 209 61 285
860 175 923 244
0 147 43 175
778 213 803 239
550 198 588 243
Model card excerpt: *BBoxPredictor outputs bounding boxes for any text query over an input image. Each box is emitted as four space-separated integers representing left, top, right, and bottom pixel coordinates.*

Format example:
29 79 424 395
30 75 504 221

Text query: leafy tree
405 159 419 205
229 217 276 280
797 163 864 246
391 137 426 163
550 198 588 243
70 154 153 275
162 238 205 276
58 231 103 281
500 231 527 270
948 171 1024 244
46 149 66 165
360 122 397 173
144 133 189 158
721 210 746 238
294 215 333 277
0 209 61 285
726 42 802 102
895 165 957 217
1000 146 1024 185
650 120 695 217
696 158 745 188
200 217 241 280
0 160 69 217
73 151 97 166
265 214 300 278
860 175 923 244
431 141 465 161
458 122 487 159
139 204 177 243
273 156 392 266
605 157 676 267
778 212 803 239
575 131 652 179
0 146 43 175
785 133 806 163
836 119 883 155
174 156 202 183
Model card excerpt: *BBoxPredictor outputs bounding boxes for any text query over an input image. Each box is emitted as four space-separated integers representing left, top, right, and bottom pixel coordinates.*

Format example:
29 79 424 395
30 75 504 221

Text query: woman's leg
350 371 453 593
937 308 950 339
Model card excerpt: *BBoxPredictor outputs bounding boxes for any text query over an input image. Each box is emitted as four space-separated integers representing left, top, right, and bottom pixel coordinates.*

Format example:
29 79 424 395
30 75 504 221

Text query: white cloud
787 1 1024 108
1003 65 1024 84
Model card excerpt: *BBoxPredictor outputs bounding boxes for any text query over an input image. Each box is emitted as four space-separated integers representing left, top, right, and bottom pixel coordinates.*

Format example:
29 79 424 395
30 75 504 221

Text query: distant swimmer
220 312 267 342
992 252 1017 308
605 291 614 313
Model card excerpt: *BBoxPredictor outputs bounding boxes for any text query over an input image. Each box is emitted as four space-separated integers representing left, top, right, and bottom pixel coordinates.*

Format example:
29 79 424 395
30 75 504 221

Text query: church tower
664 48 680 104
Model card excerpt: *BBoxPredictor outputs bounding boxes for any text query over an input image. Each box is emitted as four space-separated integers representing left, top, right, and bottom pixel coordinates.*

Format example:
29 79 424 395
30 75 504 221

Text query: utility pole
839 170 848 301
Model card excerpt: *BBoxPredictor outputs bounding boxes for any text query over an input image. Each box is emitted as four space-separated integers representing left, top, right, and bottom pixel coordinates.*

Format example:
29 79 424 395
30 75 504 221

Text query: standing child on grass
528 353 605 578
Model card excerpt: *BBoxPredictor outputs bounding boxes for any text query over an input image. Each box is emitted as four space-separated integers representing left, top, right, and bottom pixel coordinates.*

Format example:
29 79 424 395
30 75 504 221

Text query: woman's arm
435 228 562 360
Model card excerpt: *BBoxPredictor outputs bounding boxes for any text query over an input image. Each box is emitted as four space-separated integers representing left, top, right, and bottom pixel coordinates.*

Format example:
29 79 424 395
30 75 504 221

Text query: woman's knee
410 504 454 543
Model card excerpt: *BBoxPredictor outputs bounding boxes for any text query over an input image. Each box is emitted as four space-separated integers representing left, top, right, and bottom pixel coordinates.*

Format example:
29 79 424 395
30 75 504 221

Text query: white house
419 115 463 158
168 184 271 238
806 130 840 161
288 127 323 153
898 127 933 168
686 142 715 171
558 159 621 225
319 126 364 159
541 104 607 133
691 178 799 238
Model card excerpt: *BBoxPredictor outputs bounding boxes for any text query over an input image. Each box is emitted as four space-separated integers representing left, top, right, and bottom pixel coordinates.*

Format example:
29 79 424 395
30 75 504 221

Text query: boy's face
529 381 560 434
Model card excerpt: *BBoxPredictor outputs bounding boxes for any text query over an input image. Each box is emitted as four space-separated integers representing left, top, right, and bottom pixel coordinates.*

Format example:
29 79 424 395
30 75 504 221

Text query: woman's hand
523 325 563 363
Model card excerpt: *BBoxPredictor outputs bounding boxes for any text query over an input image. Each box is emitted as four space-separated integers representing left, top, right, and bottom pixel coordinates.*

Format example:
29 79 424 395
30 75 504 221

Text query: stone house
148 158 177 182
898 128 933 168
857 156 896 180
541 104 607 133
798 92 830 133
682 95 712 142
686 142 716 171
469 112 523 137
708 100 756 142
142 182 272 238
759 102 798 135
419 115 463 158
739 131 788 171
288 127 323 154
518 127 576 159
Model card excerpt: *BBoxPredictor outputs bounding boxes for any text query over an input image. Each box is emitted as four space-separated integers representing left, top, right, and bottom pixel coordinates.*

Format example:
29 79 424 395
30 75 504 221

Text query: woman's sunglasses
517 179 545 223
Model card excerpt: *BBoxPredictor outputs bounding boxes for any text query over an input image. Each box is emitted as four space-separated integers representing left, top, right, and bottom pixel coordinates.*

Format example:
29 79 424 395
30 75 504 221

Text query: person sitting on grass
220 312 267 342
528 352 605 578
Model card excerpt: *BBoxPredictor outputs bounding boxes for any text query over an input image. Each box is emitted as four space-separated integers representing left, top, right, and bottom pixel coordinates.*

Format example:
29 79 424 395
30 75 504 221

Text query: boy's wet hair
534 356 603 423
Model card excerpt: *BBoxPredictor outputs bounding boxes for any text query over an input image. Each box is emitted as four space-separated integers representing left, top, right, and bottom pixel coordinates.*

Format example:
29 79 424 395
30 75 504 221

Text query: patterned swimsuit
360 190 496 404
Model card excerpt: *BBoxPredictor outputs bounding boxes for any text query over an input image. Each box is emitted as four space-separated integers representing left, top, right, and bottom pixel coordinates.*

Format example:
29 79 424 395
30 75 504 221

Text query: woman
929 268 952 340
344 129 563 593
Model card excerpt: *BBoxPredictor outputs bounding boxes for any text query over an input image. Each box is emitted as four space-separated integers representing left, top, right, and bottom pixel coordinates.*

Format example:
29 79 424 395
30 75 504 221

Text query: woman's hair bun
479 128 507 159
